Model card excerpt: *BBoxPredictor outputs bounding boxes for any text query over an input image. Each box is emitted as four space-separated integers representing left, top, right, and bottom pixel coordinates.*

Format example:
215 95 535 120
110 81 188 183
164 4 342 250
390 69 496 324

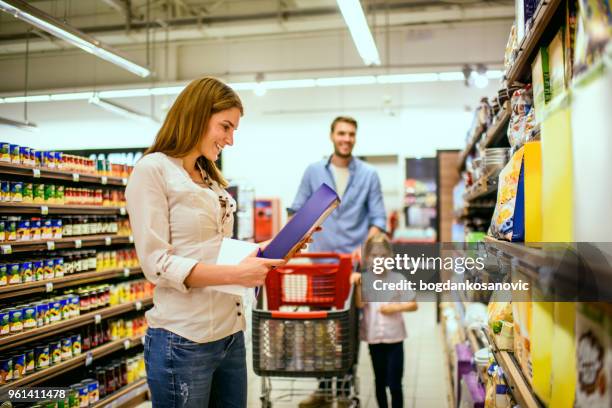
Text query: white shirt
125 152 245 343
359 271 414 344
330 163 350 198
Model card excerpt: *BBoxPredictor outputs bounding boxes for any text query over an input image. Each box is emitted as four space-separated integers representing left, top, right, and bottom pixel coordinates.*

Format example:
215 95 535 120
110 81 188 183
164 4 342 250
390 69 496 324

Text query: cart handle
270 311 328 319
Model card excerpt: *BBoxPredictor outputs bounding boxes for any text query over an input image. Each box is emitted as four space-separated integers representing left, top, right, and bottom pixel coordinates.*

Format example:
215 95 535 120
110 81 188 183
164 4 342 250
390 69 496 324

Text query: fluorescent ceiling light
316 76 376 86
89 95 158 124
0 0 150 77
0 69 499 104
377 73 439 84
0 116 38 131
439 72 465 81
336 0 381 66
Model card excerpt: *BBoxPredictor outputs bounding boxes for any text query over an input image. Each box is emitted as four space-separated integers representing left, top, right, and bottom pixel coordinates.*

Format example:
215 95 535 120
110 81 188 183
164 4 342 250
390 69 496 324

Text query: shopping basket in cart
252 253 360 407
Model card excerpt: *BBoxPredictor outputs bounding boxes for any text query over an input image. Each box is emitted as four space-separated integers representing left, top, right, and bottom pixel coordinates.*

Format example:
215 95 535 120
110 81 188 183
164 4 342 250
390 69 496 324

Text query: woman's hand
350 272 362 285
236 252 285 287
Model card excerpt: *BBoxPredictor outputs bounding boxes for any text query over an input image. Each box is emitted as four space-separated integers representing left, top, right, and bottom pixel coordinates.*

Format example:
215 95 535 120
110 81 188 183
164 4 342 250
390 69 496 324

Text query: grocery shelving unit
0 161 128 186
506 0 564 84
479 101 511 150
484 330 543 408
93 378 149 408
1 234 133 255
0 297 152 351
0 202 126 215
0 266 143 300
0 157 152 406
0 334 145 391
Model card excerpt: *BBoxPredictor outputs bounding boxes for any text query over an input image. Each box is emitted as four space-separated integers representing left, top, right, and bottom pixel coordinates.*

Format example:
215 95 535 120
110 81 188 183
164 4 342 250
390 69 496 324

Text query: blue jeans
144 327 247 408
368 342 404 408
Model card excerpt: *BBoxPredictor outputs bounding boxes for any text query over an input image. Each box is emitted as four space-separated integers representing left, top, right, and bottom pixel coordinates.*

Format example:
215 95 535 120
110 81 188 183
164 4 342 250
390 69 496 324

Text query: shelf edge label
41 206 49 216
124 339 131 350
33 168 41 178
75 239 82 249
128 235 134 244
72 173 80 182
105 237 112 246
1 244 11 255
122 178 128 186
135 301 143 311
119 207 127 216
46 241 55 251
123 268 130 278
101 176 108 185
46 282 54 292
94 314 102 324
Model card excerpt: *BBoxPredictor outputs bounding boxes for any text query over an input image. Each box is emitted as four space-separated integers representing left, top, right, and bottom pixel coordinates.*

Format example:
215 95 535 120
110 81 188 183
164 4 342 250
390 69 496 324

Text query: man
290 116 386 408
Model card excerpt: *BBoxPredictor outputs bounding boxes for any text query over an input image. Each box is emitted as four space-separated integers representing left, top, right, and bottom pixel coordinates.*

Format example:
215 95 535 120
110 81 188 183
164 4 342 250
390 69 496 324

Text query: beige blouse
125 152 245 343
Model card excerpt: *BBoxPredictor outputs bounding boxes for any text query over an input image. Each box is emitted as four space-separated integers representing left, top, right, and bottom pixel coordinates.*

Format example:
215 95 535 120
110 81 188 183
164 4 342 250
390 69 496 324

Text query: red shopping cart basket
253 253 358 378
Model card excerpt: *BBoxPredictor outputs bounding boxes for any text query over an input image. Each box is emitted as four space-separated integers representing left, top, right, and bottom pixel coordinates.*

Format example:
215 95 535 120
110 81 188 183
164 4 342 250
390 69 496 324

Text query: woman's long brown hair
145 77 243 187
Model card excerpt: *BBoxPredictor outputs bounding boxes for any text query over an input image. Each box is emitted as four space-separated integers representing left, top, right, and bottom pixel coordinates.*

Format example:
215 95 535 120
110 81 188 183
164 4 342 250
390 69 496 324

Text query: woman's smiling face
199 107 241 162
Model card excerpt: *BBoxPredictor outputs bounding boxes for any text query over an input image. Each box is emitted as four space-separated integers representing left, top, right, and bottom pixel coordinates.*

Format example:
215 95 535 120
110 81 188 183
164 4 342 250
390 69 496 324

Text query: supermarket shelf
0 202 127 215
93 378 149 408
0 267 142 300
0 161 128 187
0 334 144 391
464 178 498 202
457 124 486 172
0 234 133 254
0 297 152 352
481 102 511 149
485 330 542 408
439 324 456 408
506 0 563 84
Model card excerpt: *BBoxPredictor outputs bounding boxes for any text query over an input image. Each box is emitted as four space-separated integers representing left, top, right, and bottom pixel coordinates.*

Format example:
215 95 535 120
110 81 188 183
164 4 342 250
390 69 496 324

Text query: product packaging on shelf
523 141 543 242
575 303 611 407
550 302 577 408
488 147 525 242
573 0 612 77
532 47 552 124
531 294 554 404
549 28 568 100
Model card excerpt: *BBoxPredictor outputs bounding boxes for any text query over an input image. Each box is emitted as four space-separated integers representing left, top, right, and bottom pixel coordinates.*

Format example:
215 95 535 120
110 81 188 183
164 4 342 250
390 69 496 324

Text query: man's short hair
330 116 358 133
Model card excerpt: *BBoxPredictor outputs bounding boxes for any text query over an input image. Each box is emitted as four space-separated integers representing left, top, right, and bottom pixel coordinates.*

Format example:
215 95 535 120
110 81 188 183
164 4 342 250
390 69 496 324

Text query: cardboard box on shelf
532 48 551 124
524 141 543 242
550 302 577 408
532 295 554 404
549 28 567 101
575 303 611 408
541 102 574 242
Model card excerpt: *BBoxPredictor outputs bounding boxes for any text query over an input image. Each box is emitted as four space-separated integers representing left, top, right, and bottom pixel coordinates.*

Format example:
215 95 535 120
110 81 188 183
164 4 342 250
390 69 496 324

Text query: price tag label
45 282 54 292
1 245 12 255
33 168 41 178
94 314 102 324
122 178 128 186
105 237 112 246
41 206 49 216
123 339 131 350
101 176 108 185
75 239 82 249
135 301 143 311
85 352 93 367
119 207 127 216
128 235 134 244
72 173 80 182
123 268 130 278
46 241 55 250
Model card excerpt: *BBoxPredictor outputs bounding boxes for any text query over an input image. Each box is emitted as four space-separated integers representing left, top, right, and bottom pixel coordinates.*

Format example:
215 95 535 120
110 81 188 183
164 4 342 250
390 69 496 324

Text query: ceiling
0 0 514 53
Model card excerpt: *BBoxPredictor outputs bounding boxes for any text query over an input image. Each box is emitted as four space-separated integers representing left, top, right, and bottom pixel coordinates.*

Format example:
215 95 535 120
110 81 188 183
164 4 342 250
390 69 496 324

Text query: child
351 233 418 408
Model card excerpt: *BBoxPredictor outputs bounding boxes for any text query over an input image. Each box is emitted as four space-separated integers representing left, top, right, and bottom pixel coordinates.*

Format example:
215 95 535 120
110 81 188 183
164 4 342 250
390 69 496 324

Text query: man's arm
367 171 387 237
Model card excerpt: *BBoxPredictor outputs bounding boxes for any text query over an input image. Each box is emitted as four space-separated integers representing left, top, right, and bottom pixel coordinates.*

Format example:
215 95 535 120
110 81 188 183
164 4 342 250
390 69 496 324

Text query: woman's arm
126 159 283 291
350 273 364 308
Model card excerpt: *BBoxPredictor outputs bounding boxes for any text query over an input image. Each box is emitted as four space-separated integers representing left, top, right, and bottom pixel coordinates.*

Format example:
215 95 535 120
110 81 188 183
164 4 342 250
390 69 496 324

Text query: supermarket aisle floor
136 302 449 408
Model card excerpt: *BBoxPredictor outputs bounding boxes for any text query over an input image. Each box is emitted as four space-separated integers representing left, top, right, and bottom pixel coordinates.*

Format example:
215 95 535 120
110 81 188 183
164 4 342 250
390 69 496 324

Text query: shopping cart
252 253 360 407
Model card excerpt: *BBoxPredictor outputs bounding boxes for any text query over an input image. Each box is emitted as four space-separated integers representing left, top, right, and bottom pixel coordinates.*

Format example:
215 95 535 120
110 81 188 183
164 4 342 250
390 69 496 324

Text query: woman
351 233 418 408
125 77 284 407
